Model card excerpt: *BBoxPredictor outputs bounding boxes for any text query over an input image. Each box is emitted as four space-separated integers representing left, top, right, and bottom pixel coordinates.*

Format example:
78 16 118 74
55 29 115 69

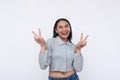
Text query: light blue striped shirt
39 36 83 72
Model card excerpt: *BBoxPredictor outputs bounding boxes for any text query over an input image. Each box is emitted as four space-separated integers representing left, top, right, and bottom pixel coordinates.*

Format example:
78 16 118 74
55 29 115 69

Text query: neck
61 38 68 42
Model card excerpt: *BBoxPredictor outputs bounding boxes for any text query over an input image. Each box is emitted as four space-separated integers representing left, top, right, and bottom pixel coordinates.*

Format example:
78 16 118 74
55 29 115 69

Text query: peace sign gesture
32 28 45 47
76 33 89 50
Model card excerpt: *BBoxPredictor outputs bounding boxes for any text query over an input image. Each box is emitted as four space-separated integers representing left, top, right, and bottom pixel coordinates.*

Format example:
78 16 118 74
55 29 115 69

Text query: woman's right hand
32 28 46 47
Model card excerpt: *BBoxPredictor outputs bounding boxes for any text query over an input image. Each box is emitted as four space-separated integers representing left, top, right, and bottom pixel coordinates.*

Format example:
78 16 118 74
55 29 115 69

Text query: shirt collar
56 36 71 46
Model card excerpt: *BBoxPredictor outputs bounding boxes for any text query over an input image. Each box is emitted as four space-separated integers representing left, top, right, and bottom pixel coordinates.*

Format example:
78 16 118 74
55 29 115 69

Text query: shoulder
68 42 76 49
46 37 57 50
46 37 56 43
46 37 57 46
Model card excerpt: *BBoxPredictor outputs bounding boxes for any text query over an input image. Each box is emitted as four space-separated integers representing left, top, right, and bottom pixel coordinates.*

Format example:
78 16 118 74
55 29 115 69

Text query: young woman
32 18 88 80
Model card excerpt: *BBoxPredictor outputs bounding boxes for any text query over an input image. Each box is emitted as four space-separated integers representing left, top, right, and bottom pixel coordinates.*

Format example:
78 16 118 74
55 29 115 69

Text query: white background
0 0 120 80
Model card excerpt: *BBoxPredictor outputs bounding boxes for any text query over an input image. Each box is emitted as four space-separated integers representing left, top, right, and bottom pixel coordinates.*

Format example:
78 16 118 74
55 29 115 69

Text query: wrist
76 48 81 54
40 45 46 53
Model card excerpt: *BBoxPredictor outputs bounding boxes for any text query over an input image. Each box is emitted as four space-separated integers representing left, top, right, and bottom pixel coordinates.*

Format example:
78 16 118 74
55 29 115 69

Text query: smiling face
55 20 71 42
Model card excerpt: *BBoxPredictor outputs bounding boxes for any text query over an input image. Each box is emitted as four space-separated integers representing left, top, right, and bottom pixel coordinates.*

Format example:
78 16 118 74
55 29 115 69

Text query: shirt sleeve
38 39 52 70
73 53 84 72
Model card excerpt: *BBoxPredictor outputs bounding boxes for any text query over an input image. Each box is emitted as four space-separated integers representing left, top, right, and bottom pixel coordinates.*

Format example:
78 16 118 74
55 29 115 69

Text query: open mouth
61 32 69 36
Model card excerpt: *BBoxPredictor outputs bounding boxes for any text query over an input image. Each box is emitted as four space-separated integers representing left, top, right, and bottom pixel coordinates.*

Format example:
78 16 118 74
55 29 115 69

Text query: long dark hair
53 18 72 42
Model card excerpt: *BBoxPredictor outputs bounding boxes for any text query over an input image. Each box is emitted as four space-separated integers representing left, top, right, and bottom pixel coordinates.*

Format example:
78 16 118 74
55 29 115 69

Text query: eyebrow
58 23 69 26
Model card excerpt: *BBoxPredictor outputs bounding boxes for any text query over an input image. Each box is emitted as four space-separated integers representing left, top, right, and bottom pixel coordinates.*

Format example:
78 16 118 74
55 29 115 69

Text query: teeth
62 32 67 34
62 32 68 35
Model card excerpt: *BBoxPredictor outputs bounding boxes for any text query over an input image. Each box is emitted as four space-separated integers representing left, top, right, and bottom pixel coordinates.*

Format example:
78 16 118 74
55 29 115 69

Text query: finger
32 31 37 36
39 28 42 36
84 35 89 41
80 33 83 40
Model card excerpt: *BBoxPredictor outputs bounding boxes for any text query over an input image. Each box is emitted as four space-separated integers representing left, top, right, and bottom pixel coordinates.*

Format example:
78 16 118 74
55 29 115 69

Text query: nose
63 27 67 30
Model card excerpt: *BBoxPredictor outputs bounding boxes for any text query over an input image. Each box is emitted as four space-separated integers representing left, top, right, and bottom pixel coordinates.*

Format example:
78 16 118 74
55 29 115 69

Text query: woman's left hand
76 33 89 50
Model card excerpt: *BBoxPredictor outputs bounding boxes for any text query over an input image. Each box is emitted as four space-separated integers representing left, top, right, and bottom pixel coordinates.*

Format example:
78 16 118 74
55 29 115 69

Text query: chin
61 35 69 39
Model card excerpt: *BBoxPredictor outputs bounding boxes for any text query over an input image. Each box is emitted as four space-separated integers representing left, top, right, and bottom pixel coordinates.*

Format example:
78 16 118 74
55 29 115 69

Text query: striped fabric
48 72 79 80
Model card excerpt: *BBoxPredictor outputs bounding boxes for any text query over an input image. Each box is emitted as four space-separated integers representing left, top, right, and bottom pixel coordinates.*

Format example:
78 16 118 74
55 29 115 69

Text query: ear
55 29 57 33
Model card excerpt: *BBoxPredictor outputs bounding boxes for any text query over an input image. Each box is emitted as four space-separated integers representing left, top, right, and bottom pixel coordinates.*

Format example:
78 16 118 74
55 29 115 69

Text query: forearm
39 44 50 70
73 53 83 72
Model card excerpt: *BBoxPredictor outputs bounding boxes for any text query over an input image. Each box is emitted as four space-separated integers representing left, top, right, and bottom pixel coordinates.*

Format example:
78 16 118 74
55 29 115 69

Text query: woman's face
56 20 70 42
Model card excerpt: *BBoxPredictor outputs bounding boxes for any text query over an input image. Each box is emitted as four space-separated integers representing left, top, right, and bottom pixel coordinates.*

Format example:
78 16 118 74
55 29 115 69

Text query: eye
65 24 69 28
58 25 63 29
